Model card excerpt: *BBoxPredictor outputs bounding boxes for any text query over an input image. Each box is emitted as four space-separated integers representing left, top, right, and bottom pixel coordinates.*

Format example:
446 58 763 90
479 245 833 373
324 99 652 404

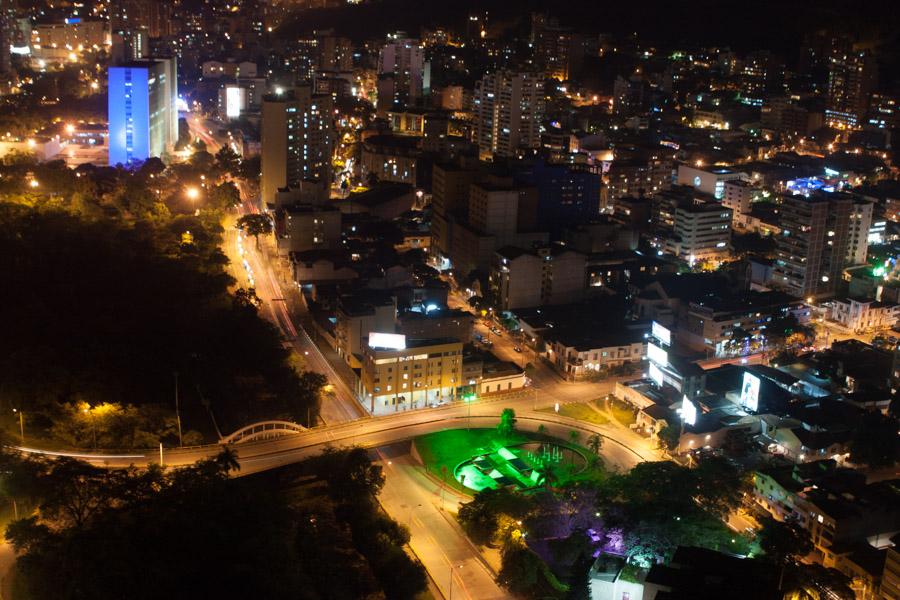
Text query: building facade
492 245 587 310
666 203 732 264
359 337 462 415
473 71 544 160
773 193 852 298
260 86 334 205
107 58 177 166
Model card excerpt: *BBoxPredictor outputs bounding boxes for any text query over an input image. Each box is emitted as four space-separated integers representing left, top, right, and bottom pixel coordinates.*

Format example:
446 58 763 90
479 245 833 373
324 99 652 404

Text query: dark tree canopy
0 206 320 440
1 448 426 600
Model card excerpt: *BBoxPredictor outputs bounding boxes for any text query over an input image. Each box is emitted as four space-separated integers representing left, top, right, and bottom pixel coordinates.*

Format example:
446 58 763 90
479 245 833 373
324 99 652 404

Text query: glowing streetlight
12 408 24 444
65 123 75 135
29 179 39 188
185 186 201 201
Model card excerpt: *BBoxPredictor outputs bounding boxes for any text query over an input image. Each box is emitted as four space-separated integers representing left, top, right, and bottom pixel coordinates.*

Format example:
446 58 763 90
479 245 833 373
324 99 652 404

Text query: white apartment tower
474 71 544 160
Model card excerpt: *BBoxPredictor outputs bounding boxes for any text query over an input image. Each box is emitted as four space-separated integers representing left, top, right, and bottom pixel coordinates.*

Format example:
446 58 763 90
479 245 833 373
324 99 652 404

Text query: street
375 445 511 600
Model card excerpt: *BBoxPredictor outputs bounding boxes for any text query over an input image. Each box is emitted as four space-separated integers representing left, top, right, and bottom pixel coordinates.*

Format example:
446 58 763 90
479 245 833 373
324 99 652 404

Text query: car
513 346 522 353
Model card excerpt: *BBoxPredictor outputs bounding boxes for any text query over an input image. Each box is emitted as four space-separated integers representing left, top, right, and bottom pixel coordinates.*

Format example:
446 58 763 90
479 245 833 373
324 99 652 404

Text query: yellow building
359 334 462 415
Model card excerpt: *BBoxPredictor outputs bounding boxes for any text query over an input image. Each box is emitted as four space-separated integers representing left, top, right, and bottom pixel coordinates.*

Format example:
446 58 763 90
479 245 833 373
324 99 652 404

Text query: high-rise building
739 51 779 107
0 0 14 75
492 244 587 310
473 71 544 160
317 33 353 72
531 15 584 81
773 193 852 298
377 33 427 109
515 160 601 234
666 203 732 264
108 58 178 166
260 86 334 205
826 47 877 129
110 0 172 39
846 198 873 266
430 160 480 269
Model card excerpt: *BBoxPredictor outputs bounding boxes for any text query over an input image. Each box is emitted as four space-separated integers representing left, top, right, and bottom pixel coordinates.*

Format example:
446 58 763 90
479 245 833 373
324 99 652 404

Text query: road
375 445 510 600
18 392 654 471
224 223 366 425
186 112 224 154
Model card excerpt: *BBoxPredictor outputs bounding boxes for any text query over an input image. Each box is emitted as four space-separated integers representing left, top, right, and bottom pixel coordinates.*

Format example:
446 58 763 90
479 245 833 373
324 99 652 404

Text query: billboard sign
680 396 697 426
225 86 244 119
740 372 760 412
649 362 664 386
652 321 671 346
647 342 667 367
369 333 407 350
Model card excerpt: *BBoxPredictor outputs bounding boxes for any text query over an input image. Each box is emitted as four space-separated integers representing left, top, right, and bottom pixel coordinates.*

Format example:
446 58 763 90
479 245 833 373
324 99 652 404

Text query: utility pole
174 371 183 447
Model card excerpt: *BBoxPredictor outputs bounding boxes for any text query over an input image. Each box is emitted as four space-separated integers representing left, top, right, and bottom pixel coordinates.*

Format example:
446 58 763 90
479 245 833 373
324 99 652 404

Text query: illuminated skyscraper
826 47 876 129
260 86 334 205
108 58 178 166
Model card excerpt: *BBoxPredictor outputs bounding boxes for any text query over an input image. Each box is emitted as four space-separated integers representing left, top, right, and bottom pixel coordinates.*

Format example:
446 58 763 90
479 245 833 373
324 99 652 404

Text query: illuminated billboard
225 86 244 119
647 342 667 367
649 362 664 386
680 396 697 426
652 321 671 346
368 332 407 350
740 372 760 412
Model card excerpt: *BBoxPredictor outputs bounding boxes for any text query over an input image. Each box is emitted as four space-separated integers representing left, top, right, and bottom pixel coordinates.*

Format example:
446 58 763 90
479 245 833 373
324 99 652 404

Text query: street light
12 408 23 445
448 564 463 600
185 186 201 201
83 405 97 448
463 393 476 430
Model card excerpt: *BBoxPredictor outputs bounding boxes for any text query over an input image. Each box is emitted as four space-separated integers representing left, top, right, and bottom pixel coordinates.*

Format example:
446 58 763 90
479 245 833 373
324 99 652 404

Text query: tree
693 455 749 519
587 434 603 456
783 562 854 600
849 411 899 467
214 146 241 175
457 487 532 546
656 424 681 452
236 213 273 249
2 447 425 600
499 541 569 599
757 516 813 566
497 408 517 438
309 446 385 499
208 181 241 211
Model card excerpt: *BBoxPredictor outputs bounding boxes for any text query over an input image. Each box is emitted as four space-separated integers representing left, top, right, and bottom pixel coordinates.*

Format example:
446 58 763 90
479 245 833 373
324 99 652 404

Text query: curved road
18 397 658 475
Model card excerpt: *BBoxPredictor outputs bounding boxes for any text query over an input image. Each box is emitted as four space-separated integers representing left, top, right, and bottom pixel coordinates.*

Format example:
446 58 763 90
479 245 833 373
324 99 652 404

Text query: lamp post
174 371 183 447
448 564 462 600
83 406 97 448
12 409 23 445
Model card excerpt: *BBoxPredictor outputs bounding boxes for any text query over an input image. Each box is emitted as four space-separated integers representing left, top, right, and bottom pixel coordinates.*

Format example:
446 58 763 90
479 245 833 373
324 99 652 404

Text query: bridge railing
219 420 308 444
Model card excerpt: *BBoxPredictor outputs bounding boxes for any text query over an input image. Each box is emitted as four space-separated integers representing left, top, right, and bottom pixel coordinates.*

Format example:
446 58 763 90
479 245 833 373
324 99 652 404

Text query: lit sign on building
368 332 407 350
649 362 664 387
680 396 697 426
647 342 667 367
740 372 760 412
651 321 671 346
225 86 243 119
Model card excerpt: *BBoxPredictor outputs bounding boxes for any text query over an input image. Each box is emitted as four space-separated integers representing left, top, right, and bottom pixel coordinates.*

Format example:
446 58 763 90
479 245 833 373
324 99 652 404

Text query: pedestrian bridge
219 420 307 444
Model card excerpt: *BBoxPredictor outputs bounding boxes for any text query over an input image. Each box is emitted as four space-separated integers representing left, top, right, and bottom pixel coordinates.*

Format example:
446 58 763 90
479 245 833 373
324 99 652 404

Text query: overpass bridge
16 399 660 476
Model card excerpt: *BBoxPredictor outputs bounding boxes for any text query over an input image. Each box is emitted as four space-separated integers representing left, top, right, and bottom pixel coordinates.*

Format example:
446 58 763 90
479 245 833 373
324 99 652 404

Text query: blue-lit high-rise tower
108 58 177 166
